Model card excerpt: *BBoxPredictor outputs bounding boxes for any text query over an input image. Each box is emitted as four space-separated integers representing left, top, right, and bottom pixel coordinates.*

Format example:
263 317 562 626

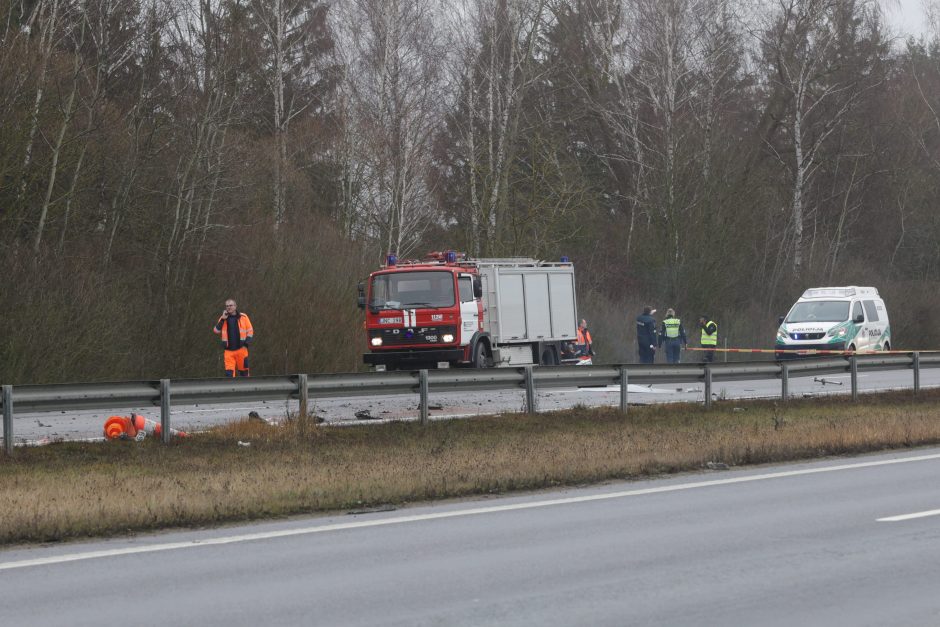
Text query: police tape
683 347 939 355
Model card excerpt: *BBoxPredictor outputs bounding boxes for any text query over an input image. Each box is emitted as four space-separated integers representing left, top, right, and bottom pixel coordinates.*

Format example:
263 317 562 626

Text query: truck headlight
776 330 787 341
371 337 383 346
442 333 454 343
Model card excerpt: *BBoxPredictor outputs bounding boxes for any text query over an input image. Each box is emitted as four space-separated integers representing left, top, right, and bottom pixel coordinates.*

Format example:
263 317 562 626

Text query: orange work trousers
223 347 250 377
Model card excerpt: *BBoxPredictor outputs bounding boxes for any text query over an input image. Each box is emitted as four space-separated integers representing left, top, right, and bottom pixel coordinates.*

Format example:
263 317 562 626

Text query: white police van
775 286 890 357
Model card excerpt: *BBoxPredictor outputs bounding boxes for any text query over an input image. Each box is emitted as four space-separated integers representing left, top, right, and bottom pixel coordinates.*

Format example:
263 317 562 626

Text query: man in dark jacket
636 307 658 364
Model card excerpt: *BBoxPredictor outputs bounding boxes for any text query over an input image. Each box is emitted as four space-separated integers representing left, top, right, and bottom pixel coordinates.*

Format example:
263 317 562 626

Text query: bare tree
442 0 549 256
758 0 883 276
335 0 446 257
249 0 331 232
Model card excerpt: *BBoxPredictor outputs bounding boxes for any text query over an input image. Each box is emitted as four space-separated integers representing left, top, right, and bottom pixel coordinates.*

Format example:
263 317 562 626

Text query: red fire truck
358 251 581 370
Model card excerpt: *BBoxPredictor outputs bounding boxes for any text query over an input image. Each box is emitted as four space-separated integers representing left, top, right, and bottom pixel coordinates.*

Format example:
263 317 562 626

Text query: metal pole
419 369 429 425
524 366 537 414
704 364 712 409
723 337 728 362
781 363 789 402
160 379 171 444
850 356 858 401
913 352 921 395
297 373 309 420
619 367 628 414
3 385 12 456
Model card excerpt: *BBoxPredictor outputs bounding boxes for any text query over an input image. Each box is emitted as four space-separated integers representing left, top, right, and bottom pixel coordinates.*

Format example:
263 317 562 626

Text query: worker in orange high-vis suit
575 319 594 358
213 298 254 377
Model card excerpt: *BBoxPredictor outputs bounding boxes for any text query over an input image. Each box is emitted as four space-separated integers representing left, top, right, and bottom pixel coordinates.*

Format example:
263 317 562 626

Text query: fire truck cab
358 251 579 370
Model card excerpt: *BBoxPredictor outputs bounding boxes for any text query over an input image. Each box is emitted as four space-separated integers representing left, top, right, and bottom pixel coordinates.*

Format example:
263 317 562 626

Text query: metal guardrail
2 352 939 454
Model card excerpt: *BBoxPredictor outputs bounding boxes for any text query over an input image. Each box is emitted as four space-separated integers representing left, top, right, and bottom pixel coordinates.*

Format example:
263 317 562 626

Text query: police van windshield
370 271 455 310
786 301 850 323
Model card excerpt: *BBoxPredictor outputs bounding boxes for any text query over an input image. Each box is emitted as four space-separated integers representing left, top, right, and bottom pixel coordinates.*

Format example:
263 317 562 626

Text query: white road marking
3 452 940 571
877 508 940 522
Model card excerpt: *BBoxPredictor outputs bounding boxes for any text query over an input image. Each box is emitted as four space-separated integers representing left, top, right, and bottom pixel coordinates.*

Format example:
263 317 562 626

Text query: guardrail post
160 379 171 444
297 374 309 420
704 364 712 409
850 357 858 401
3 385 12 456
913 352 921 395
781 363 789 402
619 367 628 414
524 366 537 414
419 369 429 425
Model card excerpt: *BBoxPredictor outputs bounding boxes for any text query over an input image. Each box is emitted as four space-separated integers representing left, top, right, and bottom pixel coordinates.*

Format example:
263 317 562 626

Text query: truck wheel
473 342 490 368
540 347 557 366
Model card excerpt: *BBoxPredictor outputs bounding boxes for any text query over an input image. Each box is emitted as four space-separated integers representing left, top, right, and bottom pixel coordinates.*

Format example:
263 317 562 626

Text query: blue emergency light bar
386 254 397 266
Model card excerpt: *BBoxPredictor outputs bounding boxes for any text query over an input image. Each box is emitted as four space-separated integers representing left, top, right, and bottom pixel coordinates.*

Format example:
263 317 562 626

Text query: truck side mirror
357 281 366 309
473 277 483 298
854 314 864 324
777 315 784 326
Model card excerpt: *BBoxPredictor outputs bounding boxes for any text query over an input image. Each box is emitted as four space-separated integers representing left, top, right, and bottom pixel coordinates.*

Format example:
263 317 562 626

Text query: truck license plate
380 317 402 324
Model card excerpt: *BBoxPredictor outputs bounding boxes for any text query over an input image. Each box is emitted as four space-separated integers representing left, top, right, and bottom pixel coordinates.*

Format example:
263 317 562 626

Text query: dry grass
2 389 940 545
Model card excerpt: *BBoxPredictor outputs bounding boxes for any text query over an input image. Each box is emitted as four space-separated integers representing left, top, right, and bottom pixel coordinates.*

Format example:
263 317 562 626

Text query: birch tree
248 0 332 232
335 0 446 257
442 0 549 256
759 0 884 277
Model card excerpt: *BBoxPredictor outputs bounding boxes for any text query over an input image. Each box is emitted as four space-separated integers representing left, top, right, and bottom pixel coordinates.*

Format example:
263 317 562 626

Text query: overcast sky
883 0 933 38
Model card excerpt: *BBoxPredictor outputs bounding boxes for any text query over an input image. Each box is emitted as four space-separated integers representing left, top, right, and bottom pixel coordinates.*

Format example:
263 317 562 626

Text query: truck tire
473 341 490 368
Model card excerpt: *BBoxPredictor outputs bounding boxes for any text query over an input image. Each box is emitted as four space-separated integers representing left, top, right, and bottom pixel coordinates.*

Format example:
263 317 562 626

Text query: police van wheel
848 344 856 353
883 342 891 351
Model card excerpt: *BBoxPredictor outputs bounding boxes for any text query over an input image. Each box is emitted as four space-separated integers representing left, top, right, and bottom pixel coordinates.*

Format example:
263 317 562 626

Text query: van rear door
851 301 867 351
862 299 887 350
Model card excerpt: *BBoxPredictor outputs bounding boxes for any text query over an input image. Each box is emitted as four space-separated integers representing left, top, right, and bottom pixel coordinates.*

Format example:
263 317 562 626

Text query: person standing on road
636 306 658 364
214 298 254 377
659 308 687 364
576 319 595 358
699 315 718 363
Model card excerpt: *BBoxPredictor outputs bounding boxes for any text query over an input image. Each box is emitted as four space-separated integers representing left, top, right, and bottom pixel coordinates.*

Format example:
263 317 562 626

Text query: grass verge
2 389 940 545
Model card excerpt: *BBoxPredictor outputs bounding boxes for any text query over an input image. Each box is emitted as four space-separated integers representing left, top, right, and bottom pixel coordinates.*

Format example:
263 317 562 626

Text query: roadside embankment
2 389 939 545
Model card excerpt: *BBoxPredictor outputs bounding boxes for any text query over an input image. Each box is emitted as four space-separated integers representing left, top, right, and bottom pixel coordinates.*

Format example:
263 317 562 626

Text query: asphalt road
3 447 940 626
9 367 940 443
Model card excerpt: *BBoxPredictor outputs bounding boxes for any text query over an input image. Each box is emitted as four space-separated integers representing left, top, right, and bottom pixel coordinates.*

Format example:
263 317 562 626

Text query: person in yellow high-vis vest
658 308 687 364
698 315 718 363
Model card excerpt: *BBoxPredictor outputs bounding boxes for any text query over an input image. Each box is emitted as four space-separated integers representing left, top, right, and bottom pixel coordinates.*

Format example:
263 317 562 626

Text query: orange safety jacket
214 313 254 349
576 328 592 353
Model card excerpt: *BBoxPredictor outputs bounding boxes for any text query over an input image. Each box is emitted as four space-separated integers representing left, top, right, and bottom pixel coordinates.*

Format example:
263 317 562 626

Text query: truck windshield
786 301 849 323
370 271 455 309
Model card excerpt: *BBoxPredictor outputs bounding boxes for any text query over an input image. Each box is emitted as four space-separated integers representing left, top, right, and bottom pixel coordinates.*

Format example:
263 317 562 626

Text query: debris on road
814 377 844 386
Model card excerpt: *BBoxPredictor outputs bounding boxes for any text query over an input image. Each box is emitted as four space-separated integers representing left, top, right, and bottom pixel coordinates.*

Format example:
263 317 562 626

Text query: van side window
862 300 879 322
852 301 864 322
459 276 474 302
